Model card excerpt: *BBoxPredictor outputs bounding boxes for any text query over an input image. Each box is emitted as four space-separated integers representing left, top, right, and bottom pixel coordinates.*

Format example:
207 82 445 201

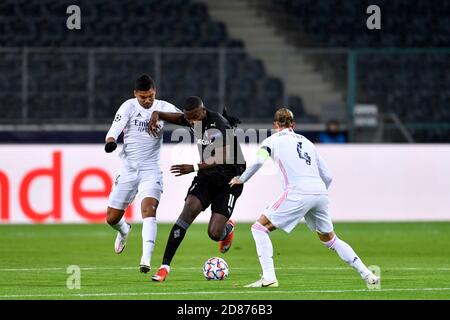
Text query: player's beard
141 99 153 108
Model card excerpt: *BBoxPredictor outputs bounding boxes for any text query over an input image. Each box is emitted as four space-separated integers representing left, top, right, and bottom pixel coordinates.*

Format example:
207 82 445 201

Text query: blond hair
274 108 294 127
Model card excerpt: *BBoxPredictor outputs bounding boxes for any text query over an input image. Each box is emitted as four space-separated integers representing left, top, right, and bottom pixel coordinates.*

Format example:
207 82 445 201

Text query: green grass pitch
0 222 449 300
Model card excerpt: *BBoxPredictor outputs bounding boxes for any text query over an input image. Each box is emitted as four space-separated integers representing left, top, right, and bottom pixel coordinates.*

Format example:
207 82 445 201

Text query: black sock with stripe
162 219 189 266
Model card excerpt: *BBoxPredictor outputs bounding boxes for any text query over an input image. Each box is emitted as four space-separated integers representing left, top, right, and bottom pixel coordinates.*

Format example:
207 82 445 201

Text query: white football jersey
261 128 332 194
106 98 181 170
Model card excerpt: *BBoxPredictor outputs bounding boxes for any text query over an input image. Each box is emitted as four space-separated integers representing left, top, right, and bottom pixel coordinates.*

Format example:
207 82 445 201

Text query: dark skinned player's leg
161 195 203 266
209 212 235 254
209 186 242 252
152 195 203 281
208 213 230 241
141 197 158 218
152 176 211 281
106 207 125 226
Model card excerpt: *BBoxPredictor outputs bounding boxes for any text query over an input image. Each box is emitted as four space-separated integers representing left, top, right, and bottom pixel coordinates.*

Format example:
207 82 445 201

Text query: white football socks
251 222 277 282
141 217 157 266
111 217 130 237
323 235 371 278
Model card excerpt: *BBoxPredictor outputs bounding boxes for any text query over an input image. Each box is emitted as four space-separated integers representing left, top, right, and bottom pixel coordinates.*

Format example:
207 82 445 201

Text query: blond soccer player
229 108 379 288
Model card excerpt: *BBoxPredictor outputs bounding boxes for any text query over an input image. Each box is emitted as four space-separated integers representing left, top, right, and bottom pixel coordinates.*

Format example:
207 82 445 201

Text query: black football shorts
185 174 243 218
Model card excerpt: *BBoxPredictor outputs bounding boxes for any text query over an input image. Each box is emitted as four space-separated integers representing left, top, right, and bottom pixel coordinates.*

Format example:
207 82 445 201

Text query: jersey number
296 142 311 165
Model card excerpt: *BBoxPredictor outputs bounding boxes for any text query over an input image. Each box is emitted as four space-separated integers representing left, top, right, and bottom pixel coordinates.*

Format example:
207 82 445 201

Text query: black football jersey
192 109 246 180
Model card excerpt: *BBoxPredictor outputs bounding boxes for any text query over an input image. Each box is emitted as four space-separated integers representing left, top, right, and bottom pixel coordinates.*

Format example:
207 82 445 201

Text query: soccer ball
203 257 229 280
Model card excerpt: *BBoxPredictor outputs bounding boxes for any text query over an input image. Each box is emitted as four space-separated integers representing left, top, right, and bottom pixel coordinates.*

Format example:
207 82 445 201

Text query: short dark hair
183 96 204 111
135 74 156 91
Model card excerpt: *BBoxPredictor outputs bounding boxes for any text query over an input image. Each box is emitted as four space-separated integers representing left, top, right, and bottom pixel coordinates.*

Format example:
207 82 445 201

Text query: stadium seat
0 0 307 124
267 0 450 141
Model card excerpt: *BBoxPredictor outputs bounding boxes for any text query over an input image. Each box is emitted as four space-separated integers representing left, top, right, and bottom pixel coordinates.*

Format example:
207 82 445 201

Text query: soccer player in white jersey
229 108 379 288
104 75 182 274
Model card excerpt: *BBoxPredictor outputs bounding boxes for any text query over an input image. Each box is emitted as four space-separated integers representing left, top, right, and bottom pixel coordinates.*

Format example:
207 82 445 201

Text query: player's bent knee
141 206 156 218
106 215 119 226
318 232 334 241
251 221 271 234
106 207 124 225
207 229 222 242
319 232 337 248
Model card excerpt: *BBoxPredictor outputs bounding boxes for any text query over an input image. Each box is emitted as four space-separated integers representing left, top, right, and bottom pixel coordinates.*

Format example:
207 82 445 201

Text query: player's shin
142 217 157 266
322 235 371 278
161 219 190 266
251 222 277 282
111 217 130 236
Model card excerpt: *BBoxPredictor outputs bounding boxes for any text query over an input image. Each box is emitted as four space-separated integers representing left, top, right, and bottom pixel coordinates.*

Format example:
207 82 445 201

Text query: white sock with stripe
141 217 157 266
322 235 371 278
251 222 277 282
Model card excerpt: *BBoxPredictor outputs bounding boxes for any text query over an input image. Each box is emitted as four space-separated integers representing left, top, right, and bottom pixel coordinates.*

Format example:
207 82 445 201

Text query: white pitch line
1 288 450 299
0 267 66 272
1 266 450 272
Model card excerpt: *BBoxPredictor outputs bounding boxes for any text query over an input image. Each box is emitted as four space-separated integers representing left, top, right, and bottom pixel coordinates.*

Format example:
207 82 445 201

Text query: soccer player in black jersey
147 96 246 282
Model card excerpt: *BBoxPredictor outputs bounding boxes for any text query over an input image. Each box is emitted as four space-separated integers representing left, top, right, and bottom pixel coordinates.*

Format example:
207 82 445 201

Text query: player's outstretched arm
148 111 188 136
229 176 244 187
229 148 269 186
316 151 333 189
170 145 229 176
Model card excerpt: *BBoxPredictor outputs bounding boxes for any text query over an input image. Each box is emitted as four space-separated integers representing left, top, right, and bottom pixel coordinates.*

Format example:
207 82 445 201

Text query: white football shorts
263 192 333 234
108 166 163 210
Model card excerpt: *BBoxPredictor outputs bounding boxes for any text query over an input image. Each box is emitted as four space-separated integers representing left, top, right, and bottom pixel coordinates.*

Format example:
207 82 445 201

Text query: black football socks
161 218 190 266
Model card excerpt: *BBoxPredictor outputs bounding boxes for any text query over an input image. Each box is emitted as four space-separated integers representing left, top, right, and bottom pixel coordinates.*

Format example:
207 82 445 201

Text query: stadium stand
269 0 450 48
0 0 308 124
264 0 450 141
2 0 449 141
